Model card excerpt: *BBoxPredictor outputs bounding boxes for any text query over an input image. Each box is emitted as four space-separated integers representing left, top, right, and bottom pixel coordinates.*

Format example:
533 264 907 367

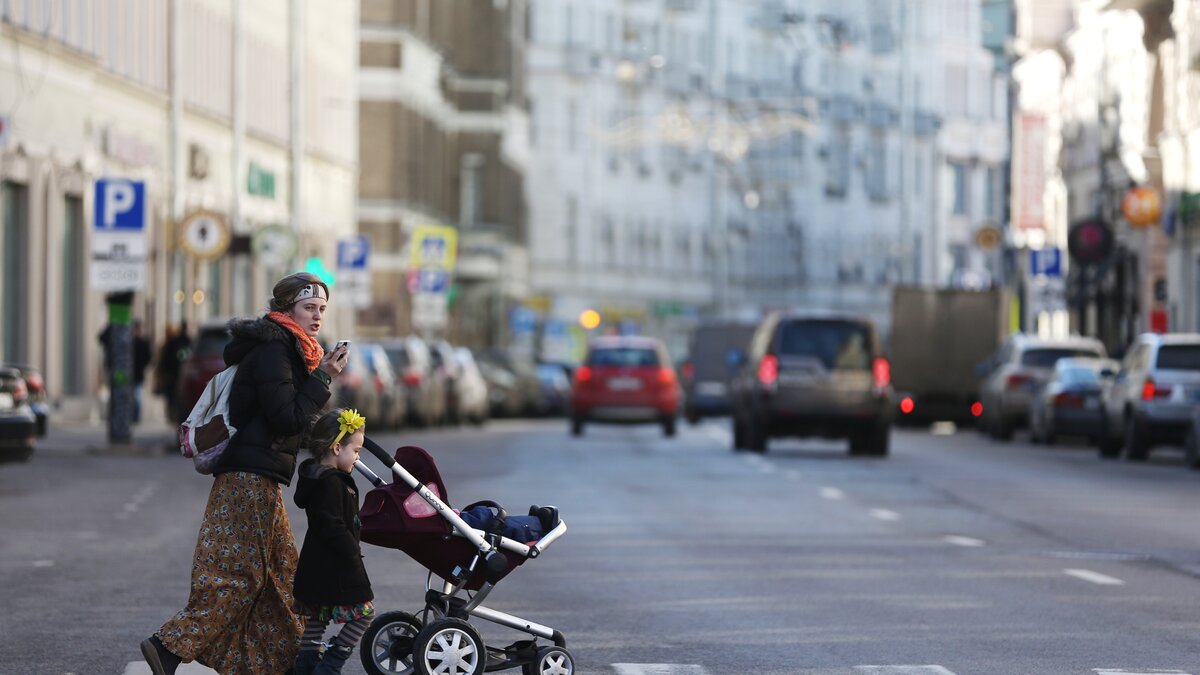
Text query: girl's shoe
294 649 322 675
313 644 354 675
140 636 181 675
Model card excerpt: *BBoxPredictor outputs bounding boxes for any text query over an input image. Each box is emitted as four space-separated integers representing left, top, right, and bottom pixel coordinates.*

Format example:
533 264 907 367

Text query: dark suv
731 313 892 455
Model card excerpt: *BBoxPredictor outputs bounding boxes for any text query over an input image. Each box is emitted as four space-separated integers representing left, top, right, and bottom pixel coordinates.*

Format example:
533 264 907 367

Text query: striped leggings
299 611 371 654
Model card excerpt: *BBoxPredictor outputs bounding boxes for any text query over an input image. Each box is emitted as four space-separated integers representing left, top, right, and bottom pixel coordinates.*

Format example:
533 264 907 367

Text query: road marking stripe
1064 568 1126 586
612 665 709 675
870 508 901 521
854 662 955 667
819 486 845 500
31 560 54 568
943 535 986 548
1094 670 1193 674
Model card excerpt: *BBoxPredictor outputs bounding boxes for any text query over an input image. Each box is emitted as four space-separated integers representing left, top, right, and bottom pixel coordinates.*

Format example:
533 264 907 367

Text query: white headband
291 283 328 306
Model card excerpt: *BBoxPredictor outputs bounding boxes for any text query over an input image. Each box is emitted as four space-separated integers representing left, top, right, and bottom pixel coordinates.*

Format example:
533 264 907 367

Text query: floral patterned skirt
158 472 304 675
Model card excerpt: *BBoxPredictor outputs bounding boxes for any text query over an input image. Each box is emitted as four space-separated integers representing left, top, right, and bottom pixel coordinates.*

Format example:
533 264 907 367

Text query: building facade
357 0 530 350
0 0 358 420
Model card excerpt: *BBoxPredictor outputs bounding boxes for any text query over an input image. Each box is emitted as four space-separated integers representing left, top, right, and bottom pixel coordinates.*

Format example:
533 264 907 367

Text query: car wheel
662 417 676 438
10 445 34 463
1097 414 1122 459
745 416 768 453
732 416 746 452
1124 414 1149 461
993 416 1013 442
850 424 889 457
1186 427 1200 470
570 417 584 437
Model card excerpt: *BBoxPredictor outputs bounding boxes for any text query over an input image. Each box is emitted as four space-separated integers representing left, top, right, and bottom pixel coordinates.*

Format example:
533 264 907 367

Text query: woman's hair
269 272 330 313
304 407 360 459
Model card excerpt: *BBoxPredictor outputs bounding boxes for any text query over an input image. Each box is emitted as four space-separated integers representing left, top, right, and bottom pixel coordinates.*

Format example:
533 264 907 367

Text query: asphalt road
3 419 1200 674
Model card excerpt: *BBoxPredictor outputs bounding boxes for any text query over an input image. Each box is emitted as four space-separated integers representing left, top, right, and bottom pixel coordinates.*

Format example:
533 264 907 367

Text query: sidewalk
37 414 178 457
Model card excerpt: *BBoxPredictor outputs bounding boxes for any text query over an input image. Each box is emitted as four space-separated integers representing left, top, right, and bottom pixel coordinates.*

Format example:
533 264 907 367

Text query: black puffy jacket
215 316 330 485
293 459 373 606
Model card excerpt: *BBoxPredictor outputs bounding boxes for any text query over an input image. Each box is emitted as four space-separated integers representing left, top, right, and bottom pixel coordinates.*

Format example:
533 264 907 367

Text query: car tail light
1006 373 1033 390
574 366 593 385
872 357 891 389
374 375 385 394
344 373 364 390
1141 379 1171 401
1054 392 1085 408
681 361 694 382
24 373 43 393
757 355 778 386
657 367 676 386
403 370 423 387
971 401 984 417
12 379 27 402
899 397 915 414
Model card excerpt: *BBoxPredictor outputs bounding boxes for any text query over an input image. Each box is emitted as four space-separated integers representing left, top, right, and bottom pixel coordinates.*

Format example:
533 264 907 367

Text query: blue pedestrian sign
337 236 370 269
1029 248 1062 278
95 179 146 231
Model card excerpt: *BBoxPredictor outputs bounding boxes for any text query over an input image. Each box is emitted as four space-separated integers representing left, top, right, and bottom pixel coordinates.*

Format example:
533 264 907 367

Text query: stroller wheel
361 611 423 675
413 617 485 675
522 646 574 675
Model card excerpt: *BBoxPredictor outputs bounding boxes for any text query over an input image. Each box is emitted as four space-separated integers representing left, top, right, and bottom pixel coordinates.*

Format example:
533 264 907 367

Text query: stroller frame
356 439 570 674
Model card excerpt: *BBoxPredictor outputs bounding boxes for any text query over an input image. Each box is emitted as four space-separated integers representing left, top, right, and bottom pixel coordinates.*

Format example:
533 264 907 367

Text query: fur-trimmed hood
224 315 304 367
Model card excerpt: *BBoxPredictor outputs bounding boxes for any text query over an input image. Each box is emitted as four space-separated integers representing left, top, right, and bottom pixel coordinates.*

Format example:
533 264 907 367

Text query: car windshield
778 320 871 371
1157 345 1200 370
587 347 660 367
383 347 409 370
194 330 230 357
1021 348 1101 368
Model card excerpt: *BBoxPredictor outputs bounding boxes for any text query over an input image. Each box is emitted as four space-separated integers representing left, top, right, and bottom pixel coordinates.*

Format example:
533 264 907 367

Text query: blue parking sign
337 236 370 269
94 179 145 231
1029 248 1062 278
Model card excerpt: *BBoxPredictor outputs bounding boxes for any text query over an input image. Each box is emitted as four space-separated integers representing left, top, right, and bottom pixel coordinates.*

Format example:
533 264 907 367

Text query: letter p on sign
95 178 145 231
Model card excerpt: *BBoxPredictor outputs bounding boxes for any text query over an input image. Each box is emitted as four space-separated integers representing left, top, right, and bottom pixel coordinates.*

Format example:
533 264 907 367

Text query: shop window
2 181 29 363
61 195 87 395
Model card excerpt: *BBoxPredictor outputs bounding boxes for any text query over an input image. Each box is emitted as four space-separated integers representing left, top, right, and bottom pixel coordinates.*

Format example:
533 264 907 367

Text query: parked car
0 366 38 462
977 334 1107 441
1186 407 1200 468
479 360 524 418
730 313 892 456
429 340 464 424
480 349 543 417
1096 333 1200 460
534 363 571 416
378 337 446 427
454 347 490 425
680 320 758 424
7 364 48 436
332 344 385 425
174 321 232 424
359 342 407 430
570 336 680 437
1029 357 1118 445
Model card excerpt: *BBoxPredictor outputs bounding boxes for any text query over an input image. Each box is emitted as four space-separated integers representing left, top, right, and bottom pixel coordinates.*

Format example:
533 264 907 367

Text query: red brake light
681 361 695 381
12 379 27 402
657 367 676 386
1006 373 1032 389
1141 379 1170 401
757 355 779 386
1054 392 1085 408
24 373 43 392
899 397 915 414
575 366 593 384
374 375 385 394
403 369 423 387
971 401 984 417
872 357 891 389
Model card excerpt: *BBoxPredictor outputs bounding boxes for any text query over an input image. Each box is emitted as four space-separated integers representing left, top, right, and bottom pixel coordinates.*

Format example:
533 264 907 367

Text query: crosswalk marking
854 662 955 667
870 508 901 521
1064 568 1126 586
612 665 709 675
942 535 986 547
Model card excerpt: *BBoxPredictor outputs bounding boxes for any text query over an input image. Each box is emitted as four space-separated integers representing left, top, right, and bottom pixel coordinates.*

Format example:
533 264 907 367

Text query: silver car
1097 333 1200 460
978 334 1107 441
1028 357 1118 445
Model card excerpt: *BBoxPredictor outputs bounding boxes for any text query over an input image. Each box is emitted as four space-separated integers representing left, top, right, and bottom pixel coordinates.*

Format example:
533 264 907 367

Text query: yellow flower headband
333 409 366 447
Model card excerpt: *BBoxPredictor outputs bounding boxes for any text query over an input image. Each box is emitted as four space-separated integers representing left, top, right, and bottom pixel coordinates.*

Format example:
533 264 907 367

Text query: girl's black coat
293 459 373 606
217 316 330 485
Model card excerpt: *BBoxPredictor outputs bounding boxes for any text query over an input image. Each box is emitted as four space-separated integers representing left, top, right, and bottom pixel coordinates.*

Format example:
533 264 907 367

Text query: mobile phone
334 340 351 352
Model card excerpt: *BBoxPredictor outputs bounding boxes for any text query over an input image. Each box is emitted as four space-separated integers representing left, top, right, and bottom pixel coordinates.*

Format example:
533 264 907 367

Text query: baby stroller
353 439 573 675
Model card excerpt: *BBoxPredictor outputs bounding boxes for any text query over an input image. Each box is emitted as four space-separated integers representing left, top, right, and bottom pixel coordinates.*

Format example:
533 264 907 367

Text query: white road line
31 560 54 568
819 486 845 500
1064 568 1126 586
124 663 217 674
1094 670 1193 674
942 535 986 548
854 662 955 667
870 508 901 522
612 665 710 675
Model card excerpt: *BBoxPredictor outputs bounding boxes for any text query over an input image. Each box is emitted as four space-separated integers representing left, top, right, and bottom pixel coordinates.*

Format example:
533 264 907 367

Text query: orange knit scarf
267 311 324 371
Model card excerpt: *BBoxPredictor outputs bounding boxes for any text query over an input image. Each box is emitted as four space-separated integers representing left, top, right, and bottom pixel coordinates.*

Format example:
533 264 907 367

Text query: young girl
292 408 373 675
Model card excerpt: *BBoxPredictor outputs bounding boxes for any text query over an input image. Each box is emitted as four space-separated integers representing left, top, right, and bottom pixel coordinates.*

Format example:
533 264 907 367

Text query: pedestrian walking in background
140 272 350 675
292 408 374 675
154 321 191 423
131 320 153 423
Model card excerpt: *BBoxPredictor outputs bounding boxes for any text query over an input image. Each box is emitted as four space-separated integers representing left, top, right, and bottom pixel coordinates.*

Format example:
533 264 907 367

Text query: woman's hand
318 344 349 379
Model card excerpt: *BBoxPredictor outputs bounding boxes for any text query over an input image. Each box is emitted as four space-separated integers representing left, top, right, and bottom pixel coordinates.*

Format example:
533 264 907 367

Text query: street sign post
1029 248 1062 278
409 225 458 332
336 236 371 309
178 210 231 261
91 178 148 291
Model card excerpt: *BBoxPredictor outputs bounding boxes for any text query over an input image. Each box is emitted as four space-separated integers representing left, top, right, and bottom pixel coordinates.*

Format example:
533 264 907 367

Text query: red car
570 336 680 437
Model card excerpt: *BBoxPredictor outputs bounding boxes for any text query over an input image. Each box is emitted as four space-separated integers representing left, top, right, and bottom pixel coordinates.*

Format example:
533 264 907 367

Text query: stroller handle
362 436 398 470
